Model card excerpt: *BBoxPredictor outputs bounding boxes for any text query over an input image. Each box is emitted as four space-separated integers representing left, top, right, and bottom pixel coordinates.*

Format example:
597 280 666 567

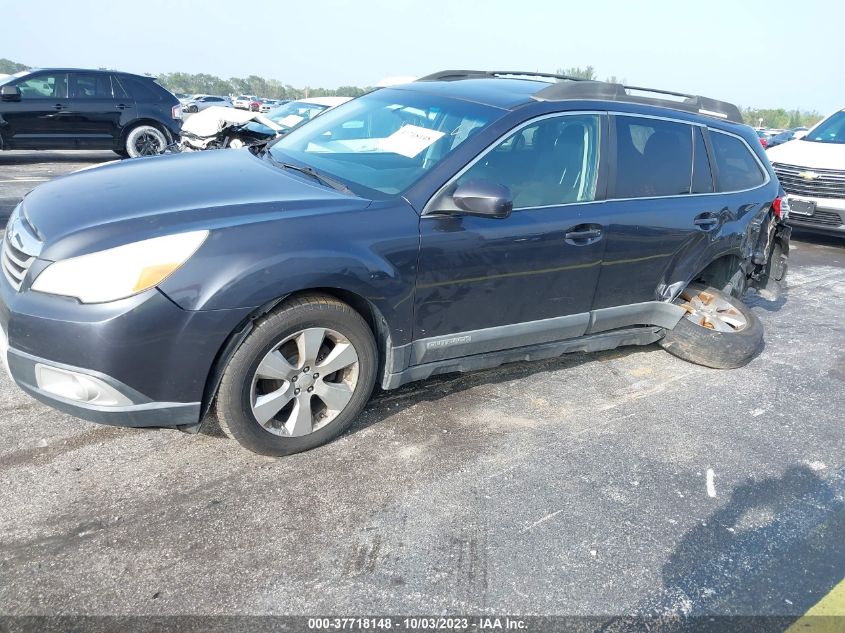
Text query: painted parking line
786 577 845 632
0 178 50 183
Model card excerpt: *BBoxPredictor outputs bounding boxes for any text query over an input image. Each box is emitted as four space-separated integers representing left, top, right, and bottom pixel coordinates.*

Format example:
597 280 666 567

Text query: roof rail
417 70 592 83
416 70 744 124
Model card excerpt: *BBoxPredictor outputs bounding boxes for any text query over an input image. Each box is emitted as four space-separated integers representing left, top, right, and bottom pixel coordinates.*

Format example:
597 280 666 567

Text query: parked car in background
182 95 233 113
233 95 259 110
0 68 181 158
178 106 284 150
259 99 287 113
0 71 788 456
768 108 845 236
767 127 808 148
177 97 352 151
233 97 352 144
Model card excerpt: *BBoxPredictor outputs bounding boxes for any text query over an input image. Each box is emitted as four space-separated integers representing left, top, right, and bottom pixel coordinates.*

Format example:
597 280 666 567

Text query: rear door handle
564 225 603 245
694 212 719 230
116 103 132 110
52 103 66 111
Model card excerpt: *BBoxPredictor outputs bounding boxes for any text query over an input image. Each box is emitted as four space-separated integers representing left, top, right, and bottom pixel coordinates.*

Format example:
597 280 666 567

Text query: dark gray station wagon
0 71 789 455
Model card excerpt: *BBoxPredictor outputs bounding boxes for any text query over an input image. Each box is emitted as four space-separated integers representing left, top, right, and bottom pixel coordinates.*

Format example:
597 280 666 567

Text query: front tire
124 125 168 158
660 285 763 369
216 294 377 456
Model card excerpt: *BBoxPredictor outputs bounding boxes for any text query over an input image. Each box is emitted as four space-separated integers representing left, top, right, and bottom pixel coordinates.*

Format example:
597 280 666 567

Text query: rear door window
710 131 766 191
69 73 113 98
613 116 693 198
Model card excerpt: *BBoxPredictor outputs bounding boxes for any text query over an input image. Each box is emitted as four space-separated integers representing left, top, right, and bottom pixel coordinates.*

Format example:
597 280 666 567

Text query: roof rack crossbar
416 70 744 124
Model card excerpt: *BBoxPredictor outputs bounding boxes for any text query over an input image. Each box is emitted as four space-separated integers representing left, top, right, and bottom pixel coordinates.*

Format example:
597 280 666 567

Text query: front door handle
694 212 719 231
52 103 66 111
564 224 603 245
116 103 131 110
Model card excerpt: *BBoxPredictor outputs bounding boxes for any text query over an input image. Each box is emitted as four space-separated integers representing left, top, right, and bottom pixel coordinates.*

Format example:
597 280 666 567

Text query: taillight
171 104 183 120
772 196 786 219
760 138 768 148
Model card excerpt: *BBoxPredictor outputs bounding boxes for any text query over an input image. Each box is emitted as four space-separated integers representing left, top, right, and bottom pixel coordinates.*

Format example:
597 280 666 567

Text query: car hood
21 149 369 261
767 139 845 170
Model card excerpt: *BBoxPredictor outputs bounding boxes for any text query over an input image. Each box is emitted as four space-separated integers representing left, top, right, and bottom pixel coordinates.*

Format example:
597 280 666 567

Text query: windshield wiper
264 154 352 195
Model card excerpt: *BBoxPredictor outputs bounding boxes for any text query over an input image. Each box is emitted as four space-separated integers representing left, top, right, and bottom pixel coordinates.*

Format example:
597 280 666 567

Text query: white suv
767 109 845 236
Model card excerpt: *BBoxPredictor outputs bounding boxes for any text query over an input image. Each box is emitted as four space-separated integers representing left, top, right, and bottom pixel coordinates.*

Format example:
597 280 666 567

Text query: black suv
0 68 181 158
0 71 789 456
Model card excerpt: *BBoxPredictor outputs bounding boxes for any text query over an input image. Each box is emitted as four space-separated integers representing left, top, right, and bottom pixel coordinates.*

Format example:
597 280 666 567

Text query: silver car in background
182 95 233 113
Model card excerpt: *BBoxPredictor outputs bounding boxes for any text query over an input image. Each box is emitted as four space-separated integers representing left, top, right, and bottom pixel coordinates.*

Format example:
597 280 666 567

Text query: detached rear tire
660 285 763 369
216 294 377 456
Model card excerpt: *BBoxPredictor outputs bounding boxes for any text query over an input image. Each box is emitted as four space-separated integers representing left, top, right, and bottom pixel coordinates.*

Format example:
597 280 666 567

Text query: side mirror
451 179 513 219
1 85 22 102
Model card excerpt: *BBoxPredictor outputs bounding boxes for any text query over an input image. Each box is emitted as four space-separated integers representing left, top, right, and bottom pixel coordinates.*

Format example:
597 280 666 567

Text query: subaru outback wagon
0 70 789 456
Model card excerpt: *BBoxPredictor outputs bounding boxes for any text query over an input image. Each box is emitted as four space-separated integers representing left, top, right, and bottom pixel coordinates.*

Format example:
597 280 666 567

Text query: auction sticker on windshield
379 125 445 158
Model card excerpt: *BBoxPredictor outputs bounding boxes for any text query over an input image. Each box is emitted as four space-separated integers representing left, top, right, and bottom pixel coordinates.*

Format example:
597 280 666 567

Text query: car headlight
31 231 209 304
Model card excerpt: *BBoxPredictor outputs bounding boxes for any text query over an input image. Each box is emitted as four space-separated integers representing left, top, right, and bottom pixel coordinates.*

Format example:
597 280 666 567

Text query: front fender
158 200 420 347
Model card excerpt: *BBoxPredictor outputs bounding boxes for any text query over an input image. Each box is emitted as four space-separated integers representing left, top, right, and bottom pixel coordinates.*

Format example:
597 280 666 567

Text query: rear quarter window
710 131 766 192
116 76 170 102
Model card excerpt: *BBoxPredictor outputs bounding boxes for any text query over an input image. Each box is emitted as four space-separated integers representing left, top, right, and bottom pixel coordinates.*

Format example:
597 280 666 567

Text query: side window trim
422 110 608 216
707 128 771 193
691 125 715 194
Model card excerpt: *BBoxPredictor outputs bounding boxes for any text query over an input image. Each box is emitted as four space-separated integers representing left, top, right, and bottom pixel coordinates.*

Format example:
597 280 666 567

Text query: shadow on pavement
598 464 845 632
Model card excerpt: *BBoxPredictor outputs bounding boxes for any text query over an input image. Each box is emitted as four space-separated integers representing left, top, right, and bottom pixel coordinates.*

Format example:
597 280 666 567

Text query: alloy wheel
134 132 164 156
250 327 360 437
677 288 748 333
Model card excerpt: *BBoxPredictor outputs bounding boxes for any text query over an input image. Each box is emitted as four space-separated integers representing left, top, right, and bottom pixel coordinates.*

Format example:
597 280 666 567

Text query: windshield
804 110 845 144
266 101 331 130
269 89 501 197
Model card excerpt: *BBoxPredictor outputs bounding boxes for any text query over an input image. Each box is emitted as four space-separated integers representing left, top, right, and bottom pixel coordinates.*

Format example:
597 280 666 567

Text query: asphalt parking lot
0 151 843 622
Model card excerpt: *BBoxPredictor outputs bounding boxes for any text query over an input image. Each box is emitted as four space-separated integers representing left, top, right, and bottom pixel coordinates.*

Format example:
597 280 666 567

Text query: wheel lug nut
303 366 310 373
307 386 314 393
294 388 300 395
313 373 319 379
292 376 297 382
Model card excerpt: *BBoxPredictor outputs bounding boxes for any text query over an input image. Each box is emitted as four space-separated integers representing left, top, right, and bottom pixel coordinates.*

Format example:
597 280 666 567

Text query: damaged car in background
179 96 351 151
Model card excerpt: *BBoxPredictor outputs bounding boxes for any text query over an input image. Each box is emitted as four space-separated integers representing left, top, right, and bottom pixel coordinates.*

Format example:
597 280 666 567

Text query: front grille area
1 233 35 291
792 209 844 228
773 162 845 199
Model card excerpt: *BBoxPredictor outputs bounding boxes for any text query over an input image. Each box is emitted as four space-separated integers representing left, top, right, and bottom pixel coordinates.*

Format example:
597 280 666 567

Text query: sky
2 0 842 113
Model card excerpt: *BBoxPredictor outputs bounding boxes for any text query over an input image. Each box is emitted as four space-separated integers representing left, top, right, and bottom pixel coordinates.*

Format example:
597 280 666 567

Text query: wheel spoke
252 385 294 425
256 350 297 380
314 381 354 412
286 396 313 436
296 328 325 366
317 342 358 375
717 312 746 329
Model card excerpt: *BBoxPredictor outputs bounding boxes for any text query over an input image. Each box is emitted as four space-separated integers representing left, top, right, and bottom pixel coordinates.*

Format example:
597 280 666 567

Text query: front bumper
785 195 845 235
0 277 251 428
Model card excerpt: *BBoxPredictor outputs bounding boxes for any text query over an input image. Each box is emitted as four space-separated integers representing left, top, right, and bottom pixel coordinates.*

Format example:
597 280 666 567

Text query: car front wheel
215 294 378 456
125 125 168 158
660 284 764 369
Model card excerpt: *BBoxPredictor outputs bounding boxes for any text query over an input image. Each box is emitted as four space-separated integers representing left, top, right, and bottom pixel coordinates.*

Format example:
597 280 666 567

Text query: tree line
1 58 825 127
